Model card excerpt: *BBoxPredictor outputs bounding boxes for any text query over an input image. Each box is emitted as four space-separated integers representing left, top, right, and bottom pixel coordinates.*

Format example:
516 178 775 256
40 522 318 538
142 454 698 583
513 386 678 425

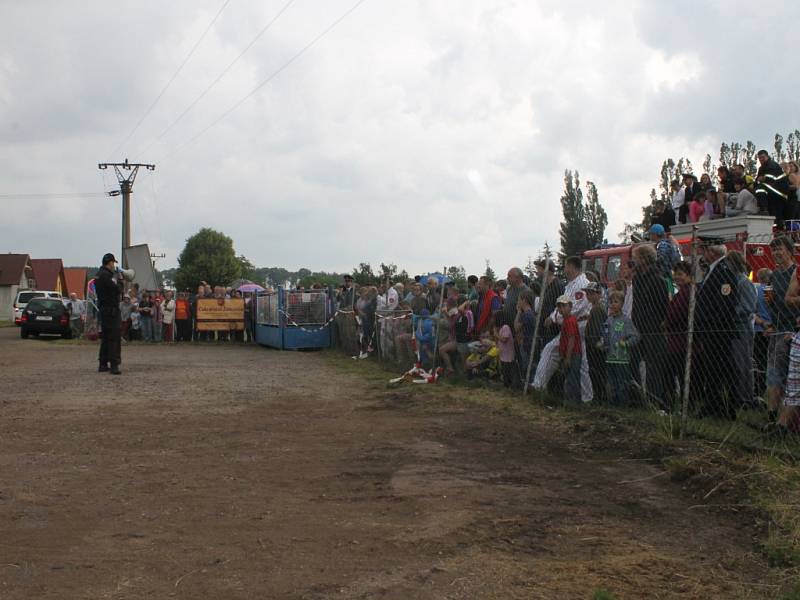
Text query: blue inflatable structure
255 287 333 350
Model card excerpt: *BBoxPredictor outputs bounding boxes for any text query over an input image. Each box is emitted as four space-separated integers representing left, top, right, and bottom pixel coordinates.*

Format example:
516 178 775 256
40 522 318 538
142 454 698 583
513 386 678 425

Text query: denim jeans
563 354 582 406
607 362 631 407
140 316 153 342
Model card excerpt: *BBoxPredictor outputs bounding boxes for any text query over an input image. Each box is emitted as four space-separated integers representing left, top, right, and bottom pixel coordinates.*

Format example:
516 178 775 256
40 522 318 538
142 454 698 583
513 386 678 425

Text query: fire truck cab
582 215 782 285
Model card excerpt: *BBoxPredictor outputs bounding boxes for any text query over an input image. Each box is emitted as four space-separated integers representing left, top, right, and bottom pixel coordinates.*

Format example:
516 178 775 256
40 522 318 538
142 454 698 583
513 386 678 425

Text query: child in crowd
415 308 435 367
515 292 536 379
557 295 582 406
465 329 499 379
495 311 515 387
689 191 705 223
604 290 640 406
438 296 474 375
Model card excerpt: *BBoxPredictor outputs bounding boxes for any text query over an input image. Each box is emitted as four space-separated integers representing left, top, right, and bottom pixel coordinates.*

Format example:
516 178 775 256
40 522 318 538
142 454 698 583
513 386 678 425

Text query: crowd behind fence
330 231 800 445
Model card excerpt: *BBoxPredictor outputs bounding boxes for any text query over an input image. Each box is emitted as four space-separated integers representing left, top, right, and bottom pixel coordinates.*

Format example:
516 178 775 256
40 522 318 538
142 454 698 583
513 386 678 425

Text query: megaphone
116 267 136 281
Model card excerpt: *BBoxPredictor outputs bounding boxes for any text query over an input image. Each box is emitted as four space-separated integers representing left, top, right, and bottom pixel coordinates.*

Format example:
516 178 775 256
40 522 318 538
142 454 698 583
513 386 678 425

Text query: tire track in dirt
0 329 769 599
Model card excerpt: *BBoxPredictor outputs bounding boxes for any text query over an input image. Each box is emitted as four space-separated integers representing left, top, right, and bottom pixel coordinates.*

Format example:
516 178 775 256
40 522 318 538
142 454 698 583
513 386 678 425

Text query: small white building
0 253 33 321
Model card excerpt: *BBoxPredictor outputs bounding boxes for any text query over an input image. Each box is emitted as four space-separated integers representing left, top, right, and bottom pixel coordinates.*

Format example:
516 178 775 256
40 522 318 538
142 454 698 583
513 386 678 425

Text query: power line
157 0 369 163
106 0 232 161
0 192 108 199
133 0 296 159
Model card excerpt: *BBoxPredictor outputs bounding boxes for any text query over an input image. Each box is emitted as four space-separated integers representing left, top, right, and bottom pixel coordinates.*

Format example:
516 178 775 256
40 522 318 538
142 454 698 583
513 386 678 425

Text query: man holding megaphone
95 253 125 374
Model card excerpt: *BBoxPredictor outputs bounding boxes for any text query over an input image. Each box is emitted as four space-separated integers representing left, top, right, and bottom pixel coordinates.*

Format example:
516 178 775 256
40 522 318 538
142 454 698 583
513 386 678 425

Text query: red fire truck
582 215 787 284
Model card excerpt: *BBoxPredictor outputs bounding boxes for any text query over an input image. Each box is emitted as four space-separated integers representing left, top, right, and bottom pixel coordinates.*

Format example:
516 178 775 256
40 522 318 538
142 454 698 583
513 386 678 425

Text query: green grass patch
591 590 619 600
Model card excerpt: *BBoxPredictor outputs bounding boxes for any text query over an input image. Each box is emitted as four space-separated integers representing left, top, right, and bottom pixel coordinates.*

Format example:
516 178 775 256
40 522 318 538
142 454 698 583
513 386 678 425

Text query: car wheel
62 330 73 339
20 328 29 339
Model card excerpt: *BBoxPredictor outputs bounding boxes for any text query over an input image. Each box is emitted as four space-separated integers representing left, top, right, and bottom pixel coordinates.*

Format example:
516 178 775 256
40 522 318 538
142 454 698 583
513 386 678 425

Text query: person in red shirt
557 295 582 407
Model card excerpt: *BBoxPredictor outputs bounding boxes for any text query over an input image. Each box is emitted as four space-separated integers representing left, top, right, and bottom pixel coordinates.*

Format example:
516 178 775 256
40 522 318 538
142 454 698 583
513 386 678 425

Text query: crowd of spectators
656 153 800 230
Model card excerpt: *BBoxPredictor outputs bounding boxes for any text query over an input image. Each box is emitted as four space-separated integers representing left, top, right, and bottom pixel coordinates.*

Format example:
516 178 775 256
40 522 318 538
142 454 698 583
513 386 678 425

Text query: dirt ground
0 327 775 599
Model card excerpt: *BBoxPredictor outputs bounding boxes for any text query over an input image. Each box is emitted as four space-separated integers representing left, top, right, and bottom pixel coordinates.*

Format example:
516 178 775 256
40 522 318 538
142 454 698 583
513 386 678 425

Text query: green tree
175 228 243 290
445 265 467 290
352 262 375 286
484 259 496 281
584 180 608 247
377 262 398 283
559 170 588 259
237 255 256 281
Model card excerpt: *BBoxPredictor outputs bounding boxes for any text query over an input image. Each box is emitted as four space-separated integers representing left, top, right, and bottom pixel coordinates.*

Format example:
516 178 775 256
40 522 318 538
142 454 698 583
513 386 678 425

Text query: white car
13 290 62 325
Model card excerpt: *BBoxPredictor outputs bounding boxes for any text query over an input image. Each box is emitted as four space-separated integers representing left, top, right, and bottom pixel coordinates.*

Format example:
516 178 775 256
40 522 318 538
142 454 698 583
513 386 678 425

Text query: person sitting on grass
464 329 499 380
557 295 582 407
439 296 474 375
604 291 640 407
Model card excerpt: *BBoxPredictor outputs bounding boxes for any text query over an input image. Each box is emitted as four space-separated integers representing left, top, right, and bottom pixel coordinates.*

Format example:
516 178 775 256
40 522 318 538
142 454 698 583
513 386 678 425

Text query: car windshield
27 299 63 311
18 292 44 303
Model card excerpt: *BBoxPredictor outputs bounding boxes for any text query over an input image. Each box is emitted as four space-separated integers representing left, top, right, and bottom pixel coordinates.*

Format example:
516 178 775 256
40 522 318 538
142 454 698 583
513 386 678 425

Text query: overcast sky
2 0 798 276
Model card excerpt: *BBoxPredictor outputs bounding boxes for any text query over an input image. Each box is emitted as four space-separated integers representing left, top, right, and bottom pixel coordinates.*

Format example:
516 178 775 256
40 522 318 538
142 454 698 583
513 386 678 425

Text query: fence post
430 267 448 374
524 254 551 396
680 225 699 438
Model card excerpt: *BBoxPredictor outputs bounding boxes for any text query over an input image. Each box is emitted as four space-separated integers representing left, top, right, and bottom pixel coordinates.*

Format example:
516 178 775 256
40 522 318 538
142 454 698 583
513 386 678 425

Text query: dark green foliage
174 228 244 290
559 170 607 259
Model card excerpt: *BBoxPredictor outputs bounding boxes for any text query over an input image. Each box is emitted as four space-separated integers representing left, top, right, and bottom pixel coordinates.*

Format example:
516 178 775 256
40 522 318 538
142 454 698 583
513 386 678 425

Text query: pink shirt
497 324 515 363
689 200 704 223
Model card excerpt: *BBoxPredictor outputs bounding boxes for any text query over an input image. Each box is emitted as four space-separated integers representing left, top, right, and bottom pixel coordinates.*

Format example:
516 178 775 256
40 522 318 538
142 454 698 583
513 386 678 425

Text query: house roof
30 258 66 291
64 268 88 299
0 253 31 286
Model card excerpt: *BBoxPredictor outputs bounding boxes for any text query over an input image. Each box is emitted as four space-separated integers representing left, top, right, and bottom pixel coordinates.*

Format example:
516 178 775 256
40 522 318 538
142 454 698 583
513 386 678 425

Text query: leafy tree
445 265 467 290
775 133 786 163
559 170 587 259
237 255 256 281
352 262 375 286
378 262 398 283
584 180 608 247
175 228 243 290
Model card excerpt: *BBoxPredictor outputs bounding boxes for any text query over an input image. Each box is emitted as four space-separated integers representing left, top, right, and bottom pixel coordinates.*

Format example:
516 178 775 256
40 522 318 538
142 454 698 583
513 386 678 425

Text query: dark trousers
607 362 632 406
640 333 668 409
693 334 736 418
175 319 191 341
563 354 582 406
754 331 769 398
587 347 607 404
99 307 121 367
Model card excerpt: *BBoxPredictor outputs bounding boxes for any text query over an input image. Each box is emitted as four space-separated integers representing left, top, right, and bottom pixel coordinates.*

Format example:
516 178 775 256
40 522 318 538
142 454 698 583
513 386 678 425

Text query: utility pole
97 159 155 268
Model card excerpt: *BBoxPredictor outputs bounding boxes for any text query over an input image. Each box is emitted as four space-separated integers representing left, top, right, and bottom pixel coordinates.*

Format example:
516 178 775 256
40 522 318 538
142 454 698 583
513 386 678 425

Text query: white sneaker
358 352 369 360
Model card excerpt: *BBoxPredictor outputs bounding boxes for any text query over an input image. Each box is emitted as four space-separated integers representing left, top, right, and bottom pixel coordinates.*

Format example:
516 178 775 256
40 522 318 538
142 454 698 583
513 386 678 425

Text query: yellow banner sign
196 298 244 330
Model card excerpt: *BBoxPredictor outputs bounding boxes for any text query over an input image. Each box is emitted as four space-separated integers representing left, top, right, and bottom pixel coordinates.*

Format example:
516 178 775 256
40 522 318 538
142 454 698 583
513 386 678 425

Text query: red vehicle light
59 315 69 326
20 313 28 323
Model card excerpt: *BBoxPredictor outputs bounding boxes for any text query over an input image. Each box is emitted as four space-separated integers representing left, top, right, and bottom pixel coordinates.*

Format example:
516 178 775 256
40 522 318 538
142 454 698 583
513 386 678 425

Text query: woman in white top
162 290 176 342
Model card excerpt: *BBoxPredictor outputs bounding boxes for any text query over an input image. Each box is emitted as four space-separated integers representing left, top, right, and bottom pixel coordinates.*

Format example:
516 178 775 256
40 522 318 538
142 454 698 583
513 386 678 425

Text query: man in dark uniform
95 253 124 374
692 236 739 418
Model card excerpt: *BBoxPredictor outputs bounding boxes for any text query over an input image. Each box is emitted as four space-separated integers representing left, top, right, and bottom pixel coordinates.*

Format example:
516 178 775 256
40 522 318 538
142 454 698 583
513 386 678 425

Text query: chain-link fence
331 226 800 448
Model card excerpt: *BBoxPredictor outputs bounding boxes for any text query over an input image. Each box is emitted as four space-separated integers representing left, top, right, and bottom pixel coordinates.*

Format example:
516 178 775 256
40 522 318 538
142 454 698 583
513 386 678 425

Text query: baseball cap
649 224 665 236
556 294 572 305
102 253 116 265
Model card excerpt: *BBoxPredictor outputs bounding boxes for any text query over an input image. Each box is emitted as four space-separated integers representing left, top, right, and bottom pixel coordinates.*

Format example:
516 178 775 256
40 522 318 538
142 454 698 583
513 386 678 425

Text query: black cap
343 274 353 281
682 173 697 180
698 235 725 245
534 259 556 271
102 253 116 265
